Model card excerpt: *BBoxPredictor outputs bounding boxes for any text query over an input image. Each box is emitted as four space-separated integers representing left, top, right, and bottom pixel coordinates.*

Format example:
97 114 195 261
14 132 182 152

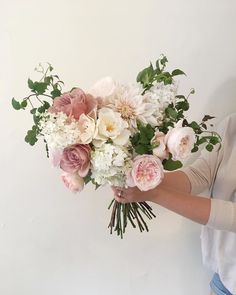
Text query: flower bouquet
12 56 221 238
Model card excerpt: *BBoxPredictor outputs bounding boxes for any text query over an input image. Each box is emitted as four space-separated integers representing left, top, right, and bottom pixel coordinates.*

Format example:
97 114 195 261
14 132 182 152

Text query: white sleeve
207 199 236 233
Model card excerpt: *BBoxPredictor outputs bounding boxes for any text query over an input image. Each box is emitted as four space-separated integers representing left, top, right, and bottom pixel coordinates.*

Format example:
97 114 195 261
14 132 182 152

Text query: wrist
147 185 164 203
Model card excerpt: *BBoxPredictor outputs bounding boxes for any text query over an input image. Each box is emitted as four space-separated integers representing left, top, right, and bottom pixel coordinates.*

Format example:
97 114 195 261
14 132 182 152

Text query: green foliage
12 98 28 110
182 114 221 154
163 156 183 171
206 144 214 152
12 98 22 110
131 123 155 155
25 125 39 146
172 69 186 76
84 171 92 184
137 55 186 92
11 63 65 148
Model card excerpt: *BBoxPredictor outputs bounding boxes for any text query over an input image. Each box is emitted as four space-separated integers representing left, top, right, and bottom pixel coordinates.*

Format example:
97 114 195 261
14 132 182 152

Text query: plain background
1 0 236 294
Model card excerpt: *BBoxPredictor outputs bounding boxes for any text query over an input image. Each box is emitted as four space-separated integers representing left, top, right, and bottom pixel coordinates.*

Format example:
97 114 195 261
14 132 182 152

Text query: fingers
112 186 129 203
114 195 128 204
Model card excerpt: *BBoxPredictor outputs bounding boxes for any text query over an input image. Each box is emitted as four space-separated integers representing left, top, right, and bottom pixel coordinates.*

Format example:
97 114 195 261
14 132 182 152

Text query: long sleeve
180 115 236 233
207 198 236 233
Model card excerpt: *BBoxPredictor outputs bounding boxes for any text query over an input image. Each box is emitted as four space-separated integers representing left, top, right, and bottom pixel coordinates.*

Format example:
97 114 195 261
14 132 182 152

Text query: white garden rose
94 107 131 146
151 131 169 160
77 114 96 144
166 124 196 161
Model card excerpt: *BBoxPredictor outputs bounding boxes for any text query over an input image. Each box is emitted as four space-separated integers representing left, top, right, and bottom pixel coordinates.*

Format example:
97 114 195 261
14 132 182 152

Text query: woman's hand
112 185 158 203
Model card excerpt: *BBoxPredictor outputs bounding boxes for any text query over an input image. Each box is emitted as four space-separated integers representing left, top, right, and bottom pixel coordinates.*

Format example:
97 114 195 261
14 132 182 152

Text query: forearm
162 171 191 193
150 186 211 225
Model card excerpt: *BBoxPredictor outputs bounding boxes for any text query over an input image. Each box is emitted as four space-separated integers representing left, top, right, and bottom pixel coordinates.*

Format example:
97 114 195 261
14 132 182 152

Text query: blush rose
49 88 97 120
60 144 91 177
126 155 164 191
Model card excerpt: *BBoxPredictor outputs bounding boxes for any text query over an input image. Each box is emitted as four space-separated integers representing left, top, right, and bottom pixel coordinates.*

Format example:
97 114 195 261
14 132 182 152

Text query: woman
112 113 236 295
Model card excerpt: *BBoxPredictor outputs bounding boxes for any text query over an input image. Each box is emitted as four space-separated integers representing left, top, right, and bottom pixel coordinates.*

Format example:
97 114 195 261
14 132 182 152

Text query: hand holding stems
112 171 211 226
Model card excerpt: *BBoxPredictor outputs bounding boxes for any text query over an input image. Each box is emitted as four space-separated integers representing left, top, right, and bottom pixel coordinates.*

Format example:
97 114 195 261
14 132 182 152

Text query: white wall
1 1 236 294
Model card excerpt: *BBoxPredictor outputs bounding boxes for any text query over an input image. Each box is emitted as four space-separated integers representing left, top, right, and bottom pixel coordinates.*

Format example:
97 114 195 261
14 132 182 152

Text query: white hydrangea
90 143 131 186
39 111 82 150
143 81 178 125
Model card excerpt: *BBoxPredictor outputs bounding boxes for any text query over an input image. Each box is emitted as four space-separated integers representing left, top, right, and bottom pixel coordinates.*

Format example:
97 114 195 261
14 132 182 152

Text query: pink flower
60 144 91 177
49 88 97 120
126 155 164 191
151 131 169 160
62 172 84 193
48 148 63 167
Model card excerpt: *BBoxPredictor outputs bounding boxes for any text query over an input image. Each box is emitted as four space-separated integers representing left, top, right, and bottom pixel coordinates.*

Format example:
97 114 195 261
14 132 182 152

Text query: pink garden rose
166 125 196 161
49 88 97 120
126 155 164 191
151 131 169 160
62 172 84 193
60 144 91 177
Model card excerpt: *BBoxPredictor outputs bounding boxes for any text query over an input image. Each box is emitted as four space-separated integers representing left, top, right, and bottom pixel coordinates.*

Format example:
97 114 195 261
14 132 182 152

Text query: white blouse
181 113 236 294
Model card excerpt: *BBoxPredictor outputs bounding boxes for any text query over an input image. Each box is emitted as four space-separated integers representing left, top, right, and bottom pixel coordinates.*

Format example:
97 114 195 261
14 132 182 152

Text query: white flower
90 78 160 129
166 123 196 161
91 144 131 186
143 81 178 125
88 77 117 108
113 83 156 128
77 114 96 144
39 112 83 150
94 107 131 146
89 77 117 98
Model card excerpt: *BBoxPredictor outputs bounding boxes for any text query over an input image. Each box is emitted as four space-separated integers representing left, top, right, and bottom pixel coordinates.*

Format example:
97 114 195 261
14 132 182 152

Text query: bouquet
12 55 221 238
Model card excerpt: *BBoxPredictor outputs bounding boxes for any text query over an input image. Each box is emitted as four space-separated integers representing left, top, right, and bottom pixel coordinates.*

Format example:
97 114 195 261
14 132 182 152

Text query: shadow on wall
205 78 236 123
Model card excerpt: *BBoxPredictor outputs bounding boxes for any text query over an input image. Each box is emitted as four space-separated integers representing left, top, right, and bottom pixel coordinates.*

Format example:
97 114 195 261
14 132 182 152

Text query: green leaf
206 144 214 152
136 63 155 87
135 145 149 155
176 100 189 111
33 82 48 94
51 88 61 98
202 115 215 122
155 59 161 74
25 125 38 146
165 107 178 120
210 136 220 145
191 145 198 153
164 76 173 85
44 76 52 84
49 64 54 72
197 137 207 145
131 133 140 145
163 157 183 171
30 108 37 114
160 55 168 66
33 115 40 125
175 95 186 99
84 171 92 184
189 121 200 130
21 100 27 109
172 69 186 76
28 78 35 90
12 98 21 110
43 101 50 110
201 123 207 130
